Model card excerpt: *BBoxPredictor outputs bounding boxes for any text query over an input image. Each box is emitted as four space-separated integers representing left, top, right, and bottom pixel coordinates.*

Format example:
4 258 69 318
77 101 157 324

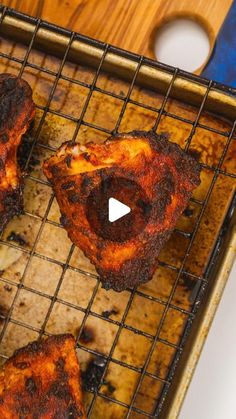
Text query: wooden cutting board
1 0 233 69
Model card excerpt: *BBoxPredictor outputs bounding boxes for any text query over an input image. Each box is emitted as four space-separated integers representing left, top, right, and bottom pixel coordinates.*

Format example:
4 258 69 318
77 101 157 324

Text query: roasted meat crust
0 334 86 419
43 131 201 291
0 73 35 232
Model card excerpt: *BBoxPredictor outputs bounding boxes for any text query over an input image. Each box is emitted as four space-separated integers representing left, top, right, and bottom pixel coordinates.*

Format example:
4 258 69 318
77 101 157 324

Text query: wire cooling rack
0 5 235 418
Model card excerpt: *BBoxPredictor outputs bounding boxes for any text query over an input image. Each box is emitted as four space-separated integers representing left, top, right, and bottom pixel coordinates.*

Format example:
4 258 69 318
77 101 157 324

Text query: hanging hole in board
153 16 213 73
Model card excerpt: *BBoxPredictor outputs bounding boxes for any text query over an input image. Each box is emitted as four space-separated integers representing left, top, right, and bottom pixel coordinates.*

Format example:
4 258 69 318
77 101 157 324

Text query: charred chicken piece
0 73 35 232
0 334 86 418
43 131 201 291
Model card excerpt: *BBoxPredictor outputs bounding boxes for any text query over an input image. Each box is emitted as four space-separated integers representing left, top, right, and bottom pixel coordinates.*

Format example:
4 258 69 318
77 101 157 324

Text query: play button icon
86 176 151 242
108 198 131 222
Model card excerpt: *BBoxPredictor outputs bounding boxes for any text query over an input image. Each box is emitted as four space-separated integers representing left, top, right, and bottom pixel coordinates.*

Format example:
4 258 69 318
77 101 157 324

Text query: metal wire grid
0 5 235 418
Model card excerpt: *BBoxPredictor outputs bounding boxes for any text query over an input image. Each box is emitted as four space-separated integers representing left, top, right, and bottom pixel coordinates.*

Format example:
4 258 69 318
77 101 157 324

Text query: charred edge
99 257 154 292
109 130 201 179
12 334 75 359
188 148 201 161
109 129 174 145
2 77 17 91
60 213 71 228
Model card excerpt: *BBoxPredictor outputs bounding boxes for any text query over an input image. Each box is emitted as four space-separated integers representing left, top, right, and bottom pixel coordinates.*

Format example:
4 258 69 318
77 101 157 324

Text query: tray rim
159 196 236 418
0 9 236 122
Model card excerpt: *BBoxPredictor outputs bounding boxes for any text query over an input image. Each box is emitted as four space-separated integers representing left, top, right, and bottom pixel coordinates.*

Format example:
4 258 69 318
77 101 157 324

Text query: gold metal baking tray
0 7 235 418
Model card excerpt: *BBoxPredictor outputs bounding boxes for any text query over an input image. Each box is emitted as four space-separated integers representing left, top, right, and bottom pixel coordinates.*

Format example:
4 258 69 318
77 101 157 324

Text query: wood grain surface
1 0 233 61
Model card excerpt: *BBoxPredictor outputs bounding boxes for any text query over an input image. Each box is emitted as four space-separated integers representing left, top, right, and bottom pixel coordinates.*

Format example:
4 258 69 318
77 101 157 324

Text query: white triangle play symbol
108 197 131 222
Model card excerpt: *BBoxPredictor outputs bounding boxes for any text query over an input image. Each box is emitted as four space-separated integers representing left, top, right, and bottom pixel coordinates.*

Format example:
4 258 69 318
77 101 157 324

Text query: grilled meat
0 334 86 418
43 131 201 291
0 73 35 232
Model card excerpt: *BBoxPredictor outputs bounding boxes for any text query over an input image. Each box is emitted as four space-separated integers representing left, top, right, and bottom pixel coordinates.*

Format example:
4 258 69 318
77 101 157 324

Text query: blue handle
202 0 236 88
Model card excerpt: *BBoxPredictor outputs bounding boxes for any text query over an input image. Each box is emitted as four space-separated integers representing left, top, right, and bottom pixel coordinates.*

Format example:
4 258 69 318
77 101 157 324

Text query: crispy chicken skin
43 131 201 291
0 73 35 232
0 334 86 419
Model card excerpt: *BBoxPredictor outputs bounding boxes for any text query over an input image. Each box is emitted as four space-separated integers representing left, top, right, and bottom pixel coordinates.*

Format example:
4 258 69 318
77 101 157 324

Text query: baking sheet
0 34 235 418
